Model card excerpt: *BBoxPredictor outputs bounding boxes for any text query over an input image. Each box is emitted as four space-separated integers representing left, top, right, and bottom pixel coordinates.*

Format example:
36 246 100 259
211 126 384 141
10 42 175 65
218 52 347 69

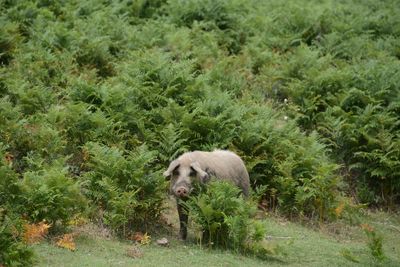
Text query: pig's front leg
177 200 188 240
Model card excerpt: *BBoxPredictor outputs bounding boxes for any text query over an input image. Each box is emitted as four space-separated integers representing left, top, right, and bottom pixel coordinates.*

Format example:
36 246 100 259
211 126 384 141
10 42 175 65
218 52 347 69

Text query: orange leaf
360 223 374 232
335 202 345 217
130 232 151 245
56 233 76 251
131 232 144 242
23 221 51 244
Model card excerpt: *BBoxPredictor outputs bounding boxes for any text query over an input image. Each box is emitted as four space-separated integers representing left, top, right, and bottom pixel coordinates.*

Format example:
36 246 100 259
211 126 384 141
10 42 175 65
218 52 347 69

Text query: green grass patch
33 211 400 267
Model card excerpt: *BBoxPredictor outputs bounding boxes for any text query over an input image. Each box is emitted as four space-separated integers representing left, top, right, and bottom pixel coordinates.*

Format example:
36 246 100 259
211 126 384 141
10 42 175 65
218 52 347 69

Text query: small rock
126 245 143 258
156 237 169 247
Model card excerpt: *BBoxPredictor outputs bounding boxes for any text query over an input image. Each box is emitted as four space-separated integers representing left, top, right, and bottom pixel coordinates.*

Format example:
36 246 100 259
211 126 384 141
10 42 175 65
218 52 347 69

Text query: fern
82 142 165 234
1 0 399 232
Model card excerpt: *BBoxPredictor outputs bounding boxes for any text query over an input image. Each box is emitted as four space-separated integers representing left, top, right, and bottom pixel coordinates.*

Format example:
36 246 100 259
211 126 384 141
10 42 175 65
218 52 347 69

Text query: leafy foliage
0 143 21 205
0 210 34 267
185 180 269 255
56 233 76 251
82 142 166 235
22 221 51 245
274 42 400 205
18 160 87 228
165 0 249 54
0 1 399 257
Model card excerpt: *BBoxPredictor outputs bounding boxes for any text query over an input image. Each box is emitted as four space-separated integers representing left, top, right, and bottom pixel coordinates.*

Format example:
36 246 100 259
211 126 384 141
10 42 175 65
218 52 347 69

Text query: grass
33 203 400 267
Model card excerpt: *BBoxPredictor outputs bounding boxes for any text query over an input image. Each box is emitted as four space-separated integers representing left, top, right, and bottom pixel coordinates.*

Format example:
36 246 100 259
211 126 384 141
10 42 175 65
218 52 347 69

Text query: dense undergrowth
1 0 399 264
185 180 272 258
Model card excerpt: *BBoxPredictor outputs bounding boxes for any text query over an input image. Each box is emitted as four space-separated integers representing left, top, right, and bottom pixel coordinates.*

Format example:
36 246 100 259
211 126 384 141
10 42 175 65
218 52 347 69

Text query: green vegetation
33 211 400 267
0 210 34 267
362 223 385 262
185 181 267 255
82 142 165 235
0 0 399 265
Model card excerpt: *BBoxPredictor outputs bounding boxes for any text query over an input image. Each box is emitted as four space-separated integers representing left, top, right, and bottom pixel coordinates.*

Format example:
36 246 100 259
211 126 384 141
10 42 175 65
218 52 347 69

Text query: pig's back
195 150 250 196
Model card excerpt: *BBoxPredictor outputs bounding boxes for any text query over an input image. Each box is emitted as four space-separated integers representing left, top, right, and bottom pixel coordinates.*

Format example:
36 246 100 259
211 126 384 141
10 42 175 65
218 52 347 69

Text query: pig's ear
163 160 180 180
190 162 209 183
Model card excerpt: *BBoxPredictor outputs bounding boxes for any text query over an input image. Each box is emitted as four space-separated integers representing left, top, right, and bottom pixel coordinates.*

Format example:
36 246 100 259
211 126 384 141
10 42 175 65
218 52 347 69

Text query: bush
1 0 399 231
186 180 266 253
0 146 34 266
98 48 341 219
127 0 167 18
0 209 34 267
81 142 166 235
234 104 341 219
0 19 21 66
0 143 21 206
18 160 87 229
274 44 400 205
165 0 249 54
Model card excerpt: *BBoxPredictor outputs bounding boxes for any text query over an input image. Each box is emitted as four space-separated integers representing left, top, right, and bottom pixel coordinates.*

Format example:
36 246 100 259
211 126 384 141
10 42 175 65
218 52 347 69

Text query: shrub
128 0 167 18
186 180 282 259
165 0 249 54
99 48 341 219
234 104 341 219
0 143 21 205
275 45 400 205
2 0 398 228
0 19 21 66
81 142 166 235
18 160 87 229
186 180 266 253
0 209 35 267
57 102 123 147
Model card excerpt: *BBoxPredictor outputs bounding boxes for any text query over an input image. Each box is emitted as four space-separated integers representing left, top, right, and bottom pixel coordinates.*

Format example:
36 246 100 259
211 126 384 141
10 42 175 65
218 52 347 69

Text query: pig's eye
190 167 196 176
172 169 179 176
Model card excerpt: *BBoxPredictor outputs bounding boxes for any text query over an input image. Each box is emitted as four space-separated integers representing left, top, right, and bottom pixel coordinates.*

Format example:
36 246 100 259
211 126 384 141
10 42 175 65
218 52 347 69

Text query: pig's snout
175 186 189 198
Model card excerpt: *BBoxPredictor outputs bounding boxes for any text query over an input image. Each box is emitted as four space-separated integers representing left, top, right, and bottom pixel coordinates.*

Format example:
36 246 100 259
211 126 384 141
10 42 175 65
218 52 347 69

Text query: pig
163 150 250 240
